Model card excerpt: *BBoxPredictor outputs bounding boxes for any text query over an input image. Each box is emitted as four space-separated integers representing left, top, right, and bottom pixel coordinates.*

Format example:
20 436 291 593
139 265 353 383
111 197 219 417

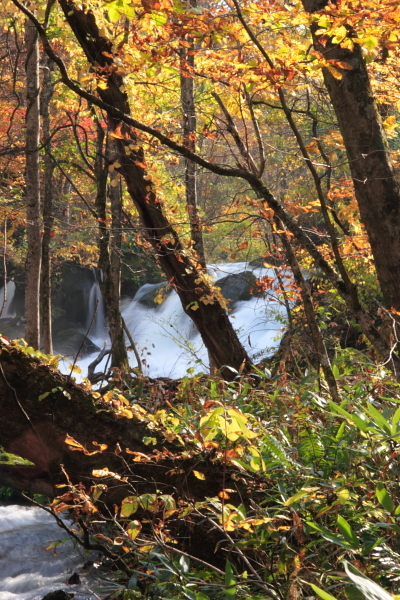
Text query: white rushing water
0 505 110 600
59 262 288 380
0 281 16 319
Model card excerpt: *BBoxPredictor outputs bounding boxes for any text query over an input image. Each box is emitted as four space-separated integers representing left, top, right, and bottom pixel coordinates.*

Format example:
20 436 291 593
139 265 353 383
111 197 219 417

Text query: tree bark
301 0 400 316
58 0 250 380
24 19 41 349
179 6 206 266
40 55 55 355
94 121 129 372
0 339 250 571
277 221 340 403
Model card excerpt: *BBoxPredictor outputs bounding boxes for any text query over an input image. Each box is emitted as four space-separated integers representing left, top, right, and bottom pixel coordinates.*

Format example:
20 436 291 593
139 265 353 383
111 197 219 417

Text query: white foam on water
0 281 16 319
59 262 288 382
0 504 109 600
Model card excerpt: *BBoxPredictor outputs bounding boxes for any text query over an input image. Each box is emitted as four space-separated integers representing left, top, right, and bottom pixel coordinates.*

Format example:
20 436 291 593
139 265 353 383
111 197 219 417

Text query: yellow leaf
327 66 342 80
118 394 130 406
193 470 206 480
97 79 108 90
126 520 142 541
154 293 166 304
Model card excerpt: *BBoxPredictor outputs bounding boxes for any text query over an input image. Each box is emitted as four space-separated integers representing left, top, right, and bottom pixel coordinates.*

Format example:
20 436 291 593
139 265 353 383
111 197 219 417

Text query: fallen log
0 339 242 500
0 338 277 574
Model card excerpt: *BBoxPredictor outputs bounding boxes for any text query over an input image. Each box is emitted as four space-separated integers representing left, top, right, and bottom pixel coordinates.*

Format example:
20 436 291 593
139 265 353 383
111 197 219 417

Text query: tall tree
94 120 129 372
24 18 41 349
40 55 54 355
301 1 400 316
179 0 205 266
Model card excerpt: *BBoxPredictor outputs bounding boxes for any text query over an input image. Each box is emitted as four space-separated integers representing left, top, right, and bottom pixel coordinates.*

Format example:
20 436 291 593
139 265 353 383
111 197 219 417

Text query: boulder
41 592 73 600
53 329 101 357
135 282 172 308
215 271 258 307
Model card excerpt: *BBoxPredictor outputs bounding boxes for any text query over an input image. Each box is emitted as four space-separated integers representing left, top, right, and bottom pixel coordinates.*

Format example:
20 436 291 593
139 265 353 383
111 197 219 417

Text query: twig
87 343 111 384
121 316 142 374
0 221 7 318
22 493 131 575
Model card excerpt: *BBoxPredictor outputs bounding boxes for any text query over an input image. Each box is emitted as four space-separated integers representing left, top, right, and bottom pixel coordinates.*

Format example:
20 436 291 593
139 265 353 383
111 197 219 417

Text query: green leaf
120 495 139 517
126 519 142 541
310 583 338 600
344 561 393 600
330 402 368 431
152 12 167 25
127 573 138 589
391 406 400 434
366 403 391 434
139 493 158 512
376 484 395 513
337 515 359 548
307 521 355 549
158 495 176 510
284 490 313 506
225 560 236 600
361 536 386 556
335 421 346 441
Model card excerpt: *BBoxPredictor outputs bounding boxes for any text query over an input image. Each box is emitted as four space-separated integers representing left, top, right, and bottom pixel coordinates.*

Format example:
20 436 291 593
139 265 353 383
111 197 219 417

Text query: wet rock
41 591 73 600
135 282 172 308
54 328 101 357
216 271 258 307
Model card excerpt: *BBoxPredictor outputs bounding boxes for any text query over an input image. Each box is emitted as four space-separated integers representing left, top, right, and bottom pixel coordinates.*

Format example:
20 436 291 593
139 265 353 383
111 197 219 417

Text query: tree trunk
179 6 206 266
302 0 400 315
0 338 251 567
94 121 129 372
40 55 55 355
108 168 130 371
24 19 41 349
278 220 340 403
58 0 250 379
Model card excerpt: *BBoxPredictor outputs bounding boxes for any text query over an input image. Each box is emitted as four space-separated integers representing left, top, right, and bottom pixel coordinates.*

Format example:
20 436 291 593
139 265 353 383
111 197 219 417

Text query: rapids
58 262 288 380
0 504 110 600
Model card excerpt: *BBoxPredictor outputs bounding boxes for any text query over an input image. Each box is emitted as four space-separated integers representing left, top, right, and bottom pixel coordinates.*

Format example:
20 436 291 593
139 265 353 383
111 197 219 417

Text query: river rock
136 281 172 308
215 271 258 307
54 329 101 357
41 591 73 600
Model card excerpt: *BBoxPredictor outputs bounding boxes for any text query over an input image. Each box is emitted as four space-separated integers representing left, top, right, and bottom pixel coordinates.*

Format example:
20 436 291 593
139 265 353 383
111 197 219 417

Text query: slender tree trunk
59 1 250 379
40 55 54 355
179 13 219 373
179 7 205 266
24 19 41 349
106 152 130 371
94 123 129 372
302 0 400 316
278 221 340 402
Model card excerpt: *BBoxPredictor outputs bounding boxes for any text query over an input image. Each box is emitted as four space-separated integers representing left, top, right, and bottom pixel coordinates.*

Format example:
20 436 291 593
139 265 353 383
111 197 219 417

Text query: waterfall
59 262 288 380
121 262 287 378
0 280 16 319
86 280 107 344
